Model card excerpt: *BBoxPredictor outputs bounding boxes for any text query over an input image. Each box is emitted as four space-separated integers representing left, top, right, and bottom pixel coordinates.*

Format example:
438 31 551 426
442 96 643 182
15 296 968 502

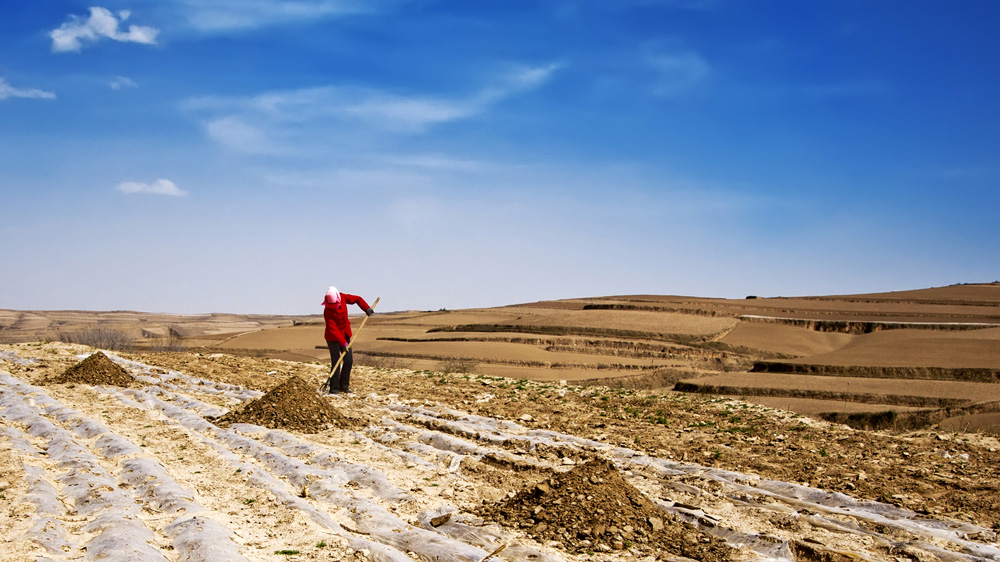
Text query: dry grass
57 326 135 352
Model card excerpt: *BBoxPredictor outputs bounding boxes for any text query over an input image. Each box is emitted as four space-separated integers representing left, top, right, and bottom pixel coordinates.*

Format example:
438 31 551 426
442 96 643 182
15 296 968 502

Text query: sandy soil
779 329 1000 369
2 342 1000 562
719 324 855 357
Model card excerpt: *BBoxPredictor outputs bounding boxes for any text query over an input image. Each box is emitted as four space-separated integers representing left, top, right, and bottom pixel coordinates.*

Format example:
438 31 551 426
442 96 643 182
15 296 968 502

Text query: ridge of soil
51 351 135 387
476 458 738 560
212 375 350 432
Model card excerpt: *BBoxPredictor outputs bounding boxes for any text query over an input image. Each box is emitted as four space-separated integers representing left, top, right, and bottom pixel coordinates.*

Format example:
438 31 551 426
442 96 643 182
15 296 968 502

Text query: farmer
322 286 374 394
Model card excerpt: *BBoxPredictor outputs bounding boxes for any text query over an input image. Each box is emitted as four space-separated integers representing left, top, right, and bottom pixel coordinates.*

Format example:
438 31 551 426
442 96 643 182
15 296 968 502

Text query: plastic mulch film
0 372 248 561
0 425 40 454
351 430 439 471
164 515 249 562
0 350 38 365
116 385 569 562
100 352 264 403
189 430 416 562
238 425 413 502
23 464 79 556
375 399 1000 562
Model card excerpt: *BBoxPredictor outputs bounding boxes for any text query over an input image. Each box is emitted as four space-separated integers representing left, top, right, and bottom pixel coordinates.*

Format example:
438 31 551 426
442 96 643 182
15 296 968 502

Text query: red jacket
322 292 371 345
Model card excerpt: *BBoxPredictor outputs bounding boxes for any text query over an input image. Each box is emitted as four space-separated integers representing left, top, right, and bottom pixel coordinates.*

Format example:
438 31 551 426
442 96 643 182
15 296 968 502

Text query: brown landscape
2 283 1000 561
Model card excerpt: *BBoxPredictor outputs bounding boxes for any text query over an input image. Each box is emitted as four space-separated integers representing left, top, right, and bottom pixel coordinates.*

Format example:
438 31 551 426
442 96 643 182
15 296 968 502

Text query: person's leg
326 341 341 393
327 340 338 370
339 349 353 392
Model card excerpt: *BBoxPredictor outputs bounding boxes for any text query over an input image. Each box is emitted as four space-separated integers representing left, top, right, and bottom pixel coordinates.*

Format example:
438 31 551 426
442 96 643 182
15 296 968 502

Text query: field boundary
740 315 1000 334
751 361 1000 382
672 381 971 408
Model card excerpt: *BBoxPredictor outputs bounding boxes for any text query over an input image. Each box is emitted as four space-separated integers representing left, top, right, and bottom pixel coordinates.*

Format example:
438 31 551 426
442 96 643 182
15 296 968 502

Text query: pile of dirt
52 351 135 387
212 376 349 433
476 458 738 560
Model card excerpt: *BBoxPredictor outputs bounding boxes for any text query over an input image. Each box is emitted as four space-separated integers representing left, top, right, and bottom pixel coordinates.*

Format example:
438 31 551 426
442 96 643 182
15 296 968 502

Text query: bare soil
2 342 1000 562
212 375 354 433
477 458 738 560
49 350 136 387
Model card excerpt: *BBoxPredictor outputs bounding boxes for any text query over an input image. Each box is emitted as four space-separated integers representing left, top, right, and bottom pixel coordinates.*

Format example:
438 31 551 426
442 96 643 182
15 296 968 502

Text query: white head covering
324 286 341 307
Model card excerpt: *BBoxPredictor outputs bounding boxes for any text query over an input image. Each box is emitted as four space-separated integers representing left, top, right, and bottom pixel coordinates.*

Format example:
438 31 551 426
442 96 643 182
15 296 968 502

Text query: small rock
520 414 534 422
648 517 664 532
430 513 452 527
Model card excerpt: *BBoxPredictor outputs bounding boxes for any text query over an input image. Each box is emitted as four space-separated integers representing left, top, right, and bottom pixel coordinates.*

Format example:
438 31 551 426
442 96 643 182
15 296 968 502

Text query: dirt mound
213 376 349 433
52 351 135 387
476 458 738 560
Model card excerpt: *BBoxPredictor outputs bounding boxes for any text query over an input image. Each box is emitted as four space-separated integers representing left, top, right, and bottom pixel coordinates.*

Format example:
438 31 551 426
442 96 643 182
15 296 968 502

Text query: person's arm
342 293 374 315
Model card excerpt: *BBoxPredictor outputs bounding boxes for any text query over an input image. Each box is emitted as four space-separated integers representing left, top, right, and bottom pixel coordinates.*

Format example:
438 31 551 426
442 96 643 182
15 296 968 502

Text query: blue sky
1 1 998 314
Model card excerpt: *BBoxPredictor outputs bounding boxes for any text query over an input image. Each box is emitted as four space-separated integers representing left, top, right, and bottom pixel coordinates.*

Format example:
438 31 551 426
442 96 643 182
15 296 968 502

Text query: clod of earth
476 458 738 560
50 351 135 387
211 375 350 432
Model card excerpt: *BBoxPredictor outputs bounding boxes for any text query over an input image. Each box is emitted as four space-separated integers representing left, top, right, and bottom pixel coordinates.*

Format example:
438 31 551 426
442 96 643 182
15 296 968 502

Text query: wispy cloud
172 0 374 31
383 154 492 172
110 76 139 90
647 51 709 96
0 78 56 100
116 179 187 196
51 7 159 53
186 63 561 151
204 116 275 154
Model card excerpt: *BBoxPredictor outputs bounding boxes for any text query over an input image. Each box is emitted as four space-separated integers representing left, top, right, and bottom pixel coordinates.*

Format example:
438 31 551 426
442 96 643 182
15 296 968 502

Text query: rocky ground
2 342 999 561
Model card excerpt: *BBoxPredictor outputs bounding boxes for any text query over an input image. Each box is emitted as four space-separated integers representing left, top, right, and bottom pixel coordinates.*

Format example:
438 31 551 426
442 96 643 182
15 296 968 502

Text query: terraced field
3 283 999 433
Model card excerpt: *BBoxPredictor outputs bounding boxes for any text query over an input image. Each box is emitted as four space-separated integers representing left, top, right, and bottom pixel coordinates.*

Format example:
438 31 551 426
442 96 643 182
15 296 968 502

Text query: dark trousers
327 341 353 392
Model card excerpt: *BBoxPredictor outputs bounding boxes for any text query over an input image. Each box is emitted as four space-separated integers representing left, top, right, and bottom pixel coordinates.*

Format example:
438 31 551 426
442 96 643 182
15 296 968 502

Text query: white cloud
51 7 159 53
476 63 562 105
110 76 139 90
339 92 477 131
205 116 274 153
191 86 477 132
174 0 372 31
0 78 56 100
116 179 187 196
385 154 491 172
647 51 709 96
186 63 561 151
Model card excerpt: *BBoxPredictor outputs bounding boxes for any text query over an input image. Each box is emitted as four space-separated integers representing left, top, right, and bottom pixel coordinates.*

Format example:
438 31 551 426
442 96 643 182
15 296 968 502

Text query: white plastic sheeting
6 349 999 562
379 400 1000 562
121 387 495 561
0 371 247 562
0 350 38 365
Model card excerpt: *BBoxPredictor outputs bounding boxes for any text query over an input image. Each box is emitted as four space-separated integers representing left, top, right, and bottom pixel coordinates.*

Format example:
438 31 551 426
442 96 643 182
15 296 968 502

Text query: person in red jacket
322 286 374 394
